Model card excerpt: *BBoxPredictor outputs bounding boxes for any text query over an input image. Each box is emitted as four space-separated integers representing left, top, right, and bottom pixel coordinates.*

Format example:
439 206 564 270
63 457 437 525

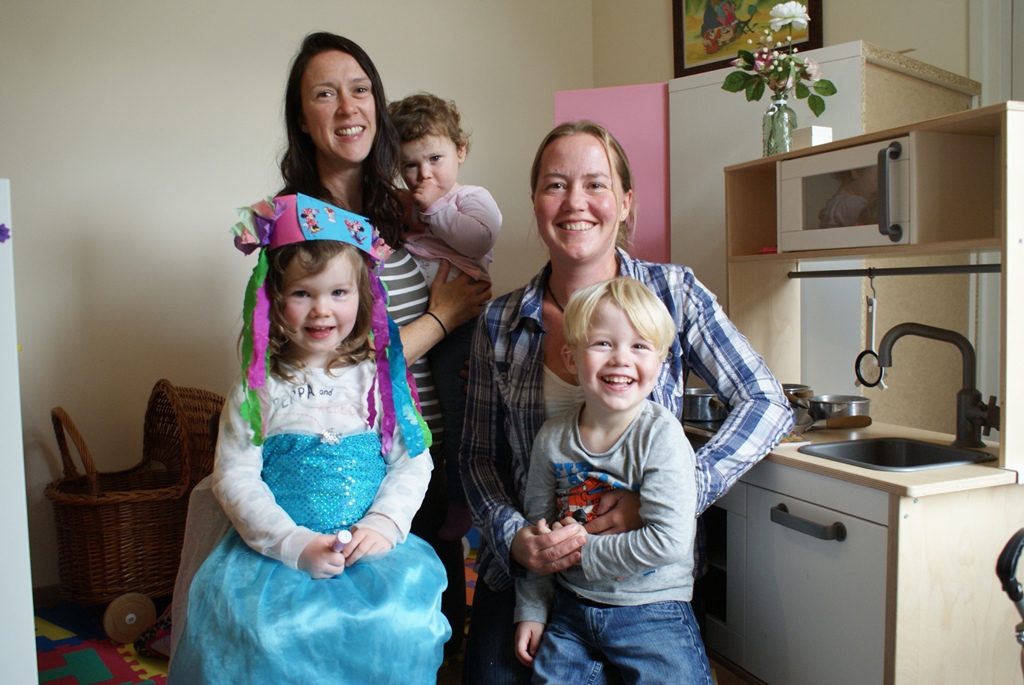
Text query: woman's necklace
546 280 565 312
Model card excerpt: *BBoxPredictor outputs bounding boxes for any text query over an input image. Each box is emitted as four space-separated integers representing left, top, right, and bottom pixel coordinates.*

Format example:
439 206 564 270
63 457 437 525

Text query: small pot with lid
792 394 872 430
786 391 871 431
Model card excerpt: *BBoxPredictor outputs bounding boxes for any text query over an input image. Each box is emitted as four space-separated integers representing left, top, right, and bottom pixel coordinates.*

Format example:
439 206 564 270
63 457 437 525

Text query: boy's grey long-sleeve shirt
514 400 697 625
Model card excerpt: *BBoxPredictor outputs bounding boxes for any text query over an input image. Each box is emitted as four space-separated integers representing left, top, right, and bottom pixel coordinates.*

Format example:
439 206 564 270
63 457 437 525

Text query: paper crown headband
230 193 429 456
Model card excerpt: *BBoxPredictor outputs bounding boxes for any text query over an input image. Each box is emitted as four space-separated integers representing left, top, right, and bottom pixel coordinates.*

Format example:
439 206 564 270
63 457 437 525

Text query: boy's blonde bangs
562 277 676 357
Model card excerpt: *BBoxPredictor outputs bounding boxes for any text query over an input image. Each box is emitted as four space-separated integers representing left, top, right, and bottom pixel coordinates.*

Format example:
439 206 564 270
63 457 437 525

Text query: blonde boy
514 277 713 684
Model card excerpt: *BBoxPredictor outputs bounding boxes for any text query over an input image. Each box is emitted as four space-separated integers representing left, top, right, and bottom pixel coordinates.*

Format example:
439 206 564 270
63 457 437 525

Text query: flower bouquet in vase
721 2 836 156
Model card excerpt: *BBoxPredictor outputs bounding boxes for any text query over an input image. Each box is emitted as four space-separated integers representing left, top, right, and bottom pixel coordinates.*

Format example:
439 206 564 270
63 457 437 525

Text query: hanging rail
787 263 1001 279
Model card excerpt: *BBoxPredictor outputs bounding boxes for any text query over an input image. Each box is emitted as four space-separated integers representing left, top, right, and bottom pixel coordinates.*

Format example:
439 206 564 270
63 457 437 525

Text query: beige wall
1 0 591 590
2 0 974 591
824 0 969 76
592 0 675 86
591 0 970 87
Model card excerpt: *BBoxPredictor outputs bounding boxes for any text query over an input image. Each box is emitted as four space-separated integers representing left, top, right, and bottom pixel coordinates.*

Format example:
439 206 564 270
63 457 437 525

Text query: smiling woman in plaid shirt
460 121 794 684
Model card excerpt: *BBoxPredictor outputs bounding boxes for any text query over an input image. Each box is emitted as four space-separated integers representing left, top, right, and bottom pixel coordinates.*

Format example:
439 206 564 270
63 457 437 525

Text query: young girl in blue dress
168 193 450 683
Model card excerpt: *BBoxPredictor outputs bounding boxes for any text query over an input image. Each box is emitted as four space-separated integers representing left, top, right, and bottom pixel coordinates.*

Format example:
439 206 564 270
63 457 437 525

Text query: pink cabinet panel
554 84 669 262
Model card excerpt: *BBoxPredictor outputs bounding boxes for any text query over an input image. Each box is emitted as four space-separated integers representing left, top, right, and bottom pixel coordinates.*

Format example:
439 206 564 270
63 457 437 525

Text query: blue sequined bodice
261 431 386 533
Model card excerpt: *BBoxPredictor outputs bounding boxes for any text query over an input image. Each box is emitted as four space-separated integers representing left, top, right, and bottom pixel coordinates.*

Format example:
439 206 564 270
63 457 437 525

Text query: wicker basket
45 379 224 605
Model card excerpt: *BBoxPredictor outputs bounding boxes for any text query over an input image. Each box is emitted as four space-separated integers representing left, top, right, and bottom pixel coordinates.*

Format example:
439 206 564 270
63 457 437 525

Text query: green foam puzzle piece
39 648 113 684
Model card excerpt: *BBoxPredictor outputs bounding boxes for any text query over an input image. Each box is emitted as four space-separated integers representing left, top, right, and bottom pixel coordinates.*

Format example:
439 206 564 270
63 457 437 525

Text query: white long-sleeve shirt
211 360 432 570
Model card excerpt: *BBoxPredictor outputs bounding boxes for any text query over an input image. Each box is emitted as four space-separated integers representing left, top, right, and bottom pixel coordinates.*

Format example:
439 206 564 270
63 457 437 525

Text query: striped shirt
380 248 443 437
461 249 794 591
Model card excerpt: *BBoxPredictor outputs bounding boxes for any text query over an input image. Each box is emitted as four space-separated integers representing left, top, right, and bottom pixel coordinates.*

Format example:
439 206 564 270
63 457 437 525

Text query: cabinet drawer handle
770 503 847 541
876 141 904 242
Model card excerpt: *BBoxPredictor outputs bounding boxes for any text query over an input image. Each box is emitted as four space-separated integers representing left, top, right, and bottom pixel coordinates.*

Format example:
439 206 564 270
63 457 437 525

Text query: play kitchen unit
686 102 1024 684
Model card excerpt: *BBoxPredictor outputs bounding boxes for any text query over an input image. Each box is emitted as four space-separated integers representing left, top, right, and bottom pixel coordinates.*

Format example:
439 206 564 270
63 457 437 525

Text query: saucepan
683 388 729 422
791 394 872 431
807 394 870 420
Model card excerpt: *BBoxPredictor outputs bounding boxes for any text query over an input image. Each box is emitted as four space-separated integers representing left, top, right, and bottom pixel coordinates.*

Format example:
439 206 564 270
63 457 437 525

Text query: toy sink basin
798 437 997 472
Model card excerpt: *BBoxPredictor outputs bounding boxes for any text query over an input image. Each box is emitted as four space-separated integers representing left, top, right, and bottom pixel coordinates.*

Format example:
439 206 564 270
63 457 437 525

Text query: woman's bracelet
425 310 448 337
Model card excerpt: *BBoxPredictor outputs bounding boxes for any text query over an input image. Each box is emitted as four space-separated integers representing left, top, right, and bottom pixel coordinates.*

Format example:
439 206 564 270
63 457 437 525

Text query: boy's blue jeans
531 586 714 685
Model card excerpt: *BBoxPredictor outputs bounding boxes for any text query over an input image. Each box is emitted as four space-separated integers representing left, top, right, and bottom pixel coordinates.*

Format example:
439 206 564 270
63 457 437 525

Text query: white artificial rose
769 2 811 32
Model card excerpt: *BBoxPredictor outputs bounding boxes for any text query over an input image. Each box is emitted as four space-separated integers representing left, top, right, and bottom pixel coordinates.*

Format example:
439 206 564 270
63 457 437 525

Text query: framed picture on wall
673 0 823 78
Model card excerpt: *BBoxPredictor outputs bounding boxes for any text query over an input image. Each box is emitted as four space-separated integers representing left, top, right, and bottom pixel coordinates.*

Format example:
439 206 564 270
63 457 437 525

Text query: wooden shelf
724 102 1019 259
724 101 1019 174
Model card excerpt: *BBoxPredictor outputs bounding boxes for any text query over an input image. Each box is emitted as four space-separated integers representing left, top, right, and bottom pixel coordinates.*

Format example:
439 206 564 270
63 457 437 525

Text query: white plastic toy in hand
331 529 353 552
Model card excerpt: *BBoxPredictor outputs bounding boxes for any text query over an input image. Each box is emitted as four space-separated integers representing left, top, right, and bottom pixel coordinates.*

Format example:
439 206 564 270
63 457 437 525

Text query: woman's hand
510 517 586 575
342 527 391 566
298 533 349 579
428 260 491 331
584 490 642 535
514 621 546 667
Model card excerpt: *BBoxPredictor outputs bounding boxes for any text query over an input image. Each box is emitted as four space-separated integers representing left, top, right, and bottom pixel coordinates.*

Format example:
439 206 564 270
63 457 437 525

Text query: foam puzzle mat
36 605 167 685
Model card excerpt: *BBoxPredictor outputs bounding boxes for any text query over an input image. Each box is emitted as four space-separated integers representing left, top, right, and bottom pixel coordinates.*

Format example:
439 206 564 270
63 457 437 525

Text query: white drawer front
744 483 887 685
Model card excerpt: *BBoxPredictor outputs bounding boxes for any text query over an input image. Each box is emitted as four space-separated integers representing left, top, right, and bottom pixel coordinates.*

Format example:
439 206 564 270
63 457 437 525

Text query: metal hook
855 270 886 389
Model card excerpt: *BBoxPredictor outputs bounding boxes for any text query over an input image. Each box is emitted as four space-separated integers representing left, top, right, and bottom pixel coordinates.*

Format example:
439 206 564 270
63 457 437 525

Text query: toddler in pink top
390 92 502 540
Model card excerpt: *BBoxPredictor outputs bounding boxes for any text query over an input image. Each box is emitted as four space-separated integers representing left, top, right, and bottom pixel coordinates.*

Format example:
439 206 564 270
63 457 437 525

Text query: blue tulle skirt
169 432 450 684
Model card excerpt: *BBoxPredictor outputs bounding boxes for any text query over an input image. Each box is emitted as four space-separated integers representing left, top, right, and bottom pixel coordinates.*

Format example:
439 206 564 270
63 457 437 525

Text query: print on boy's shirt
552 462 637 524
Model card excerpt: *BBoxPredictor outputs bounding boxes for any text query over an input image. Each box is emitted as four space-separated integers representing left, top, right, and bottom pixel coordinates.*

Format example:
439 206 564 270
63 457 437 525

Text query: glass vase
762 95 797 157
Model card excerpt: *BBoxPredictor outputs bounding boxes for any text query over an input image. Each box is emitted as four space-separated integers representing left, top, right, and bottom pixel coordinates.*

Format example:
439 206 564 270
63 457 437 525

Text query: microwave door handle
877 142 904 242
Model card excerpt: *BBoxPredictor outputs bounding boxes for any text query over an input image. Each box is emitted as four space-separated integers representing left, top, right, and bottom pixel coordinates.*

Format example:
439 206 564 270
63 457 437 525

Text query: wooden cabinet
707 102 1024 683
705 448 1024 685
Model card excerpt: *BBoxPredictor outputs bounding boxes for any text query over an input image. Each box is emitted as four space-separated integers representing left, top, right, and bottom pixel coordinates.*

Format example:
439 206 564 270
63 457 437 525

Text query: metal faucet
876 322 1000 448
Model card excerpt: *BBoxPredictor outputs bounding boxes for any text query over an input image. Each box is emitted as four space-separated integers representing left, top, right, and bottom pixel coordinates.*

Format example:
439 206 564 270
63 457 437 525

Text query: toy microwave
777 132 995 253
